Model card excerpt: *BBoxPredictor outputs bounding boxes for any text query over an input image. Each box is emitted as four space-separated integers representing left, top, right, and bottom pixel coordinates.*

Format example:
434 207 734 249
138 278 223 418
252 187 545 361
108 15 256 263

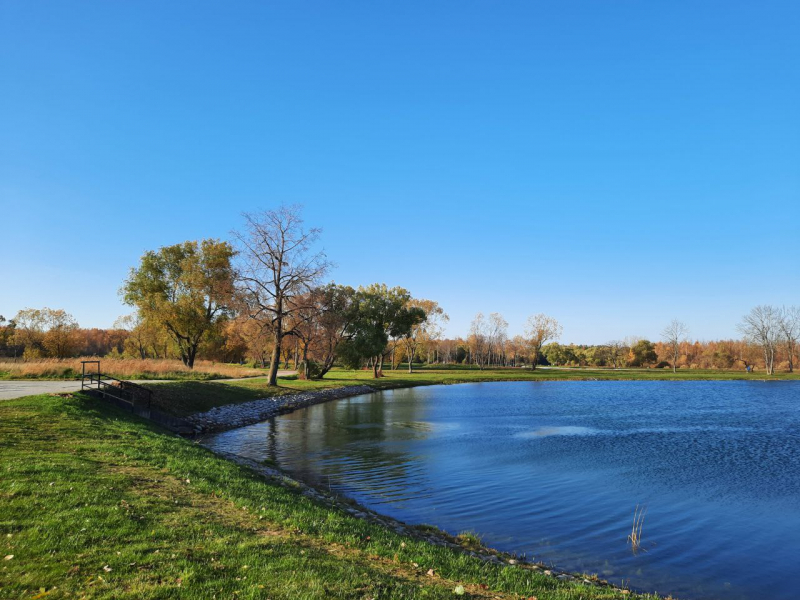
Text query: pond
200 381 800 600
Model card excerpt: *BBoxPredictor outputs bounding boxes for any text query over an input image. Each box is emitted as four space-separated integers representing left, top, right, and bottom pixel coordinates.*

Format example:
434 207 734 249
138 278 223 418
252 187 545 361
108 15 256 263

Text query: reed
627 504 647 554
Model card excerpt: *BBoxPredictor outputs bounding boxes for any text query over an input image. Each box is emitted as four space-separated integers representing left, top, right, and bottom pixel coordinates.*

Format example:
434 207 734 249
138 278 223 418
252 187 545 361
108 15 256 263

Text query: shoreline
185 384 377 433
203 447 640 597
182 374 793 434
194 381 667 598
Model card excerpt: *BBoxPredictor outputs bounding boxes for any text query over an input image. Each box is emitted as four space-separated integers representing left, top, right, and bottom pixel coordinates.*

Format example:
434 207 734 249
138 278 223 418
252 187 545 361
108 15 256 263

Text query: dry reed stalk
627 504 647 554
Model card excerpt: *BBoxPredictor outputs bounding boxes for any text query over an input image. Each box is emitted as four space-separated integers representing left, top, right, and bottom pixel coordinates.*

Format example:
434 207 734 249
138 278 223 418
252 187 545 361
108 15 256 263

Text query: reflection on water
201 381 800 600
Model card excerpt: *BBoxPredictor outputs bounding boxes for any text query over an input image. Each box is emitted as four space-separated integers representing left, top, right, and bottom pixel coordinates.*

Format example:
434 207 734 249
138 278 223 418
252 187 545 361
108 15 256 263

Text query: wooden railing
80 360 153 410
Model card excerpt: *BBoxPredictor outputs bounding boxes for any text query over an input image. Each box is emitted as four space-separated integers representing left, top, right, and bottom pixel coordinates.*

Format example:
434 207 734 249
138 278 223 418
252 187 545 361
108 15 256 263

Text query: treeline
2 207 797 379
0 310 127 359
429 337 786 372
428 307 799 374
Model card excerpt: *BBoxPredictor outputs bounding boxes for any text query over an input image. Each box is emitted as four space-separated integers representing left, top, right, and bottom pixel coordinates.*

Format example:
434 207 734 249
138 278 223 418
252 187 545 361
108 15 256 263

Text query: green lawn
0 393 657 599
146 366 800 417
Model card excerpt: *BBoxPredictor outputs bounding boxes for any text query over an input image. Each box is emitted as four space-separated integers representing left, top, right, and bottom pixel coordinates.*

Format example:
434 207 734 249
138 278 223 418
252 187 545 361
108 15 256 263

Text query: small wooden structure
80 360 153 410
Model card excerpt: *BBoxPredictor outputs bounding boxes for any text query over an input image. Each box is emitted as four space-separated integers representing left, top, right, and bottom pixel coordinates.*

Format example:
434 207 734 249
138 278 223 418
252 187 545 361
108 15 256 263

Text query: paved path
0 371 296 401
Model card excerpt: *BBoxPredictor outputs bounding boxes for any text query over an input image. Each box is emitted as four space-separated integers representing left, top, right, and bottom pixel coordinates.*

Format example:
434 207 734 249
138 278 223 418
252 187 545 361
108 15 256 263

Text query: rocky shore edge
185 384 376 433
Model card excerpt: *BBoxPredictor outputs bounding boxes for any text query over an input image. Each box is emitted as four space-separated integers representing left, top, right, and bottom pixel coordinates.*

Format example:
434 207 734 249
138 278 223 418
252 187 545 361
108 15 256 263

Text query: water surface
201 381 800 600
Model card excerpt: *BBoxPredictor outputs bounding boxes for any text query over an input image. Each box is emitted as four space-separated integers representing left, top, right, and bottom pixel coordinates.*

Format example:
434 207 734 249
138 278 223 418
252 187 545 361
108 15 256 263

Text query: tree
524 314 562 369
661 319 689 373
469 313 488 369
606 340 626 369
12 308 46 359
628 339 657 367
312 284 359 378
778 306 800 373
400 299 436 373
122 239 235 368
739 305 781 375
42 309 79 358
233 206 330 386
337 284 415 378
487 313 508 366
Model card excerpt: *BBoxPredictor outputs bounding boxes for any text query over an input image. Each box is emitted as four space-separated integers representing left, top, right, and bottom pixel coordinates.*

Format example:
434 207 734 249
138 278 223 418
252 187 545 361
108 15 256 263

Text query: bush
298 360 322 380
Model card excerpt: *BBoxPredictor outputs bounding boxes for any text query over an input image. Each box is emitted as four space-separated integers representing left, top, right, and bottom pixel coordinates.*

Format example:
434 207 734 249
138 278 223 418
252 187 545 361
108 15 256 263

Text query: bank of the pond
186 384 376 433
147 366 799 422
0 392 657 600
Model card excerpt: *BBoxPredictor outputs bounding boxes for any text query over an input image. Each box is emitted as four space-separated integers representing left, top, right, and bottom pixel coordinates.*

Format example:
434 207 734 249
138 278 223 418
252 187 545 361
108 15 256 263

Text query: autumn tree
400 299 440 373
12 308 46 359
122 239 235 368
524 313 562 369
42 309 79 358
628 339 657 367
487 313 508 366
233 206 330 385
739 305 781 375
469 313 488 369
661 319 689 373
114 313 151 359
508 335 527 366
0 316 13 357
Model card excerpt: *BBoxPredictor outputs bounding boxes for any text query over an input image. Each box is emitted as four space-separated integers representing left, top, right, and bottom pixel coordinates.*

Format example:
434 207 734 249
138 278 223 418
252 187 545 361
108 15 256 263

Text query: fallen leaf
427 569 435 577
3 555 13 561
454 584 465 595
103 565 112 572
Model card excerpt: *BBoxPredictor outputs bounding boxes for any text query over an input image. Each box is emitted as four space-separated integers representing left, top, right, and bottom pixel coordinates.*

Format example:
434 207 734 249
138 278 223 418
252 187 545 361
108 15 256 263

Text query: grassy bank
0 393 656 599
147 366 800 417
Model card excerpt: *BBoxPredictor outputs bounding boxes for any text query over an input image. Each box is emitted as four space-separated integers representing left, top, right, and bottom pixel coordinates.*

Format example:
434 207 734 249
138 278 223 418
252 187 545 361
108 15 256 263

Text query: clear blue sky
1 1 798 344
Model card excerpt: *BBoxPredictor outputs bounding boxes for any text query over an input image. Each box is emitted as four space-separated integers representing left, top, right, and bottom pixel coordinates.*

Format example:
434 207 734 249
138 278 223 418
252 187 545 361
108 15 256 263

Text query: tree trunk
372 356 380 378
186 344 197 368
268 326 282 386
408 345 414 373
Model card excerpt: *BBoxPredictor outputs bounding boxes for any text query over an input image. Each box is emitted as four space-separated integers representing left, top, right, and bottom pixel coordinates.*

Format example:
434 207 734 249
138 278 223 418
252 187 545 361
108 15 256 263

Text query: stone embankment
186 385 376 433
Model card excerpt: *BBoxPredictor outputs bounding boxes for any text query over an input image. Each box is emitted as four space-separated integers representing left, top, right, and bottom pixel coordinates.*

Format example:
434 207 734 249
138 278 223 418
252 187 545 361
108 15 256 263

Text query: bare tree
469 313 488 369
738 305 781 375
233 205 331 386
487 313 508 367
402 299 447 373
778 306 800 373
661 319 689 373
524 314 562 370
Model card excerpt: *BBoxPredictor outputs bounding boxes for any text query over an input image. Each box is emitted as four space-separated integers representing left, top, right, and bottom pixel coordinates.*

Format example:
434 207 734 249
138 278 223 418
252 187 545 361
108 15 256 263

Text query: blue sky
1 1 798 344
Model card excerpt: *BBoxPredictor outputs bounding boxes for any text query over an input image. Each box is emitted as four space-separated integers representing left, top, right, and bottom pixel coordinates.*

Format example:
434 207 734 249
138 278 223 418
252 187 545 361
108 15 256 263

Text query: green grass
146 366 800 417
0 393 658 599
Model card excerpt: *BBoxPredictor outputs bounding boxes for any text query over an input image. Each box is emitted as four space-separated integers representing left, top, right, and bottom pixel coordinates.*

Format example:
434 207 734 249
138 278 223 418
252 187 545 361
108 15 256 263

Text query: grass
145 365 800 417
0 393 660 599
0 358 268 381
